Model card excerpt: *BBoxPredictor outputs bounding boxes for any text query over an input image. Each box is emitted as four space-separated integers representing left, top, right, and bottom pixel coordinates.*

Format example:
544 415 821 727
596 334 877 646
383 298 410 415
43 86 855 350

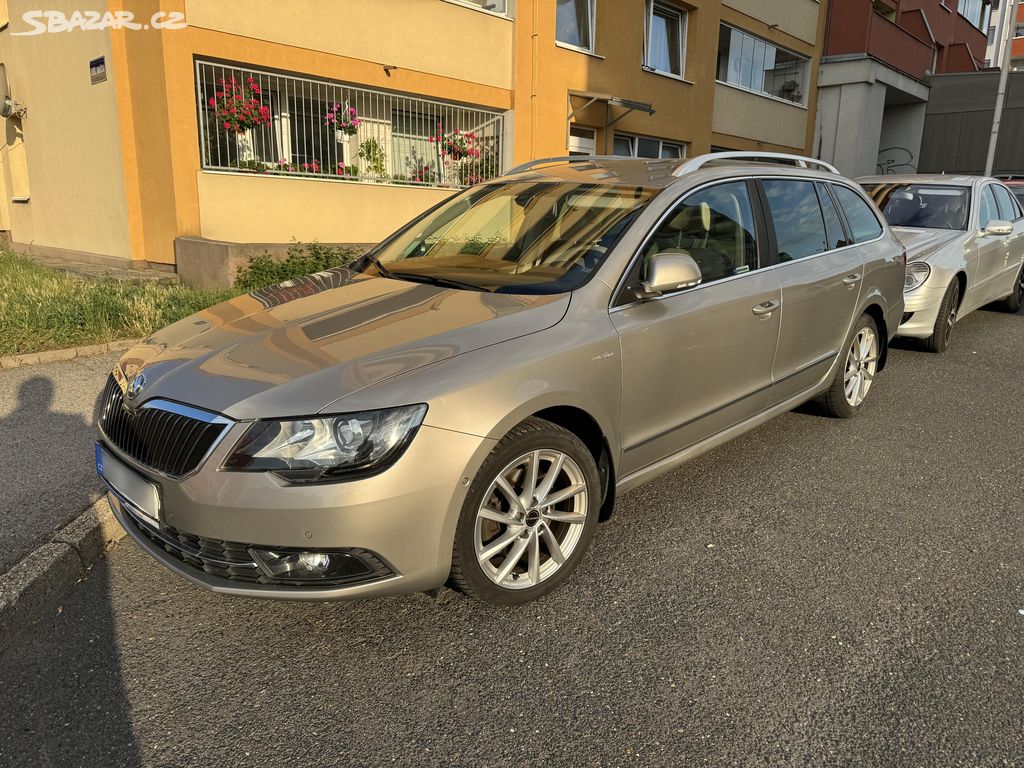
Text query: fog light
251 548 372 582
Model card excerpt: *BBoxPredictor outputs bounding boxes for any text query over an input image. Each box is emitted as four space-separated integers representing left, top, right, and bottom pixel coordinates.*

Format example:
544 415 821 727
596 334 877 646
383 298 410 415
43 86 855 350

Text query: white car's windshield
360 181 656 293
862 183 970 231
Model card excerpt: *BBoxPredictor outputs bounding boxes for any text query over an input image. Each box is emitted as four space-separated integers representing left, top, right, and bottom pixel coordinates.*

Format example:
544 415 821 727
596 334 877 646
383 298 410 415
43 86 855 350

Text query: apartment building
817 0 991 177
0 0 827 284
984 0 1024 69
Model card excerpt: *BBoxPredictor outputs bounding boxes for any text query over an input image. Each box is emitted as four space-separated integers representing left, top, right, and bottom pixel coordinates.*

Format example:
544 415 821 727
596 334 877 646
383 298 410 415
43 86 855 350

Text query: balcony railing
195 60 506 188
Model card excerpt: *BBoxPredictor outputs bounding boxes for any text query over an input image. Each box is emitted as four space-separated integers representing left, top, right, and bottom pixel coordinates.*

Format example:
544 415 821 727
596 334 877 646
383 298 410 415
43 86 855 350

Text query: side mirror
983 219 1013 237
637 249 703 299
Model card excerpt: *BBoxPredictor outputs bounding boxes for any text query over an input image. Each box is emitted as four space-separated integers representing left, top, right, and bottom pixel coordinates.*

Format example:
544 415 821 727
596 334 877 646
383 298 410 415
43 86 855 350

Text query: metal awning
566 90 656 153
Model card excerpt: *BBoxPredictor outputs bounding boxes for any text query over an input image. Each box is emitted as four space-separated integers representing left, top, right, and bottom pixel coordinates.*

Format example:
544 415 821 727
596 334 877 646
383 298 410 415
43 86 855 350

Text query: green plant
233 241 359 292
232 159 269 174
358 138 388 178
0 251 237 356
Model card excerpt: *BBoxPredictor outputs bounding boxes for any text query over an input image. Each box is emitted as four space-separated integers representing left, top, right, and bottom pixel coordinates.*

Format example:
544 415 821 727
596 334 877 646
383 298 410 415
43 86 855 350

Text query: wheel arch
861 302 890 371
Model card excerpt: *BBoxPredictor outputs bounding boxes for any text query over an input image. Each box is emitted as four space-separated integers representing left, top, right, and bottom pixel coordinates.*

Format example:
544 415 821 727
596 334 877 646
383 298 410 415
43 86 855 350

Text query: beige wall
185 0 514 91
0 0 133 260
722 0 821 45
197 172 453 244
711 83 809 150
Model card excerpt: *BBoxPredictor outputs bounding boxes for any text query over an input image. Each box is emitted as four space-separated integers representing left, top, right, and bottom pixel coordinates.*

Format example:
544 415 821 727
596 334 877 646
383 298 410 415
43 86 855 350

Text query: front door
611 180 782 476
969 184 1010 310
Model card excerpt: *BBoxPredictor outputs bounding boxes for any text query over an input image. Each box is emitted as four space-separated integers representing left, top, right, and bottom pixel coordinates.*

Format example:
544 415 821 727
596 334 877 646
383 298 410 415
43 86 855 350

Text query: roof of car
857 174 984 186
500 153 849 190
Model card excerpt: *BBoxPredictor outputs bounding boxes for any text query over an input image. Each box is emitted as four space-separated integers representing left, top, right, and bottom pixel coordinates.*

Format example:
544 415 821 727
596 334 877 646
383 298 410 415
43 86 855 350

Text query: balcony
195 60 506 189
866 13 935 80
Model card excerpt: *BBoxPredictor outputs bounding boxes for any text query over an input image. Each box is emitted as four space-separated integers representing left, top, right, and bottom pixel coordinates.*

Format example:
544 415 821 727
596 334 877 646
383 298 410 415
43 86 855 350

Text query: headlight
223 404 427 483
904 261 931 293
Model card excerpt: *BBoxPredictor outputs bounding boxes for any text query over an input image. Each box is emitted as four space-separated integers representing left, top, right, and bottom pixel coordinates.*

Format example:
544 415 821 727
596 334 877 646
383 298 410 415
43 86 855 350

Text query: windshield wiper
361 252 395 279
386 271 490 292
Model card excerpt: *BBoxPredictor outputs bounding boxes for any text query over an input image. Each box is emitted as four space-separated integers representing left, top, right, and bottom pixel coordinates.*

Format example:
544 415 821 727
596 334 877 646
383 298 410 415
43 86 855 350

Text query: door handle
751 300 780 316
842 274 862 288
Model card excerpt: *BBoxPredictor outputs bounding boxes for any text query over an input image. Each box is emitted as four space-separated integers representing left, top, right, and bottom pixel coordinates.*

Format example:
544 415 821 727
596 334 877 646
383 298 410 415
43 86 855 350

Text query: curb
0 497 125 653
0 339 143 371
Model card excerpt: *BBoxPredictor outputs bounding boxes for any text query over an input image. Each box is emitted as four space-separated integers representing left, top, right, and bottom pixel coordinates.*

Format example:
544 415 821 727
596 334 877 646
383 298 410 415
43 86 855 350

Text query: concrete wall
0 0 133 261
185 0 515 91
711 83 811 151
722 0 820 45
877 102 927 174
196 172 453 244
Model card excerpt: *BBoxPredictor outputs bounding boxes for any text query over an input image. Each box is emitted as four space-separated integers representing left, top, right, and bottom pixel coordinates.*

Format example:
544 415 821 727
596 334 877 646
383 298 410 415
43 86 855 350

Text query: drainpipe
986 0 1020 176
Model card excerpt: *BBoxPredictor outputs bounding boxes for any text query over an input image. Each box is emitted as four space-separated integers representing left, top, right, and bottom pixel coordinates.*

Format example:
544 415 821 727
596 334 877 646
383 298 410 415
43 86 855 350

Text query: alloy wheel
1017 267 1024 306
474 449 589 590
944 282 960 344
843 325 879 407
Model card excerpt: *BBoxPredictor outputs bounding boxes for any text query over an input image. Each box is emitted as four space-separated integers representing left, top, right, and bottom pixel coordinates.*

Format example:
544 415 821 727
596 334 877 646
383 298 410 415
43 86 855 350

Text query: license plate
96 443 161 527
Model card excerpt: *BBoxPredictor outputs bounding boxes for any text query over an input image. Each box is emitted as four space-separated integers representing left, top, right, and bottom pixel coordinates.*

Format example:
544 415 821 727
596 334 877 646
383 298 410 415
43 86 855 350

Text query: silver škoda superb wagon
97 152 906 605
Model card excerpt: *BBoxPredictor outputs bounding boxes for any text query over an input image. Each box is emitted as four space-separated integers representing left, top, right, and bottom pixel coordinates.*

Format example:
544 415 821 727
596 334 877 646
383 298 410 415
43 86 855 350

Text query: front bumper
896 280 948 339
104 422 495 600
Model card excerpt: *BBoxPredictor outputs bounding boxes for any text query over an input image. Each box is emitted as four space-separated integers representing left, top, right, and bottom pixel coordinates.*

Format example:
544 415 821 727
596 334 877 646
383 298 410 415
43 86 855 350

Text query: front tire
998 263 1024 313
821 313 880 419
924 280 960 353
449 418 600 606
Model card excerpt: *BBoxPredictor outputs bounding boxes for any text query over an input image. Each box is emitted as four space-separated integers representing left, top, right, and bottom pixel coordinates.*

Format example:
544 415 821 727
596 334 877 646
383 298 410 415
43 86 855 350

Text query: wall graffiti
876 147 917 175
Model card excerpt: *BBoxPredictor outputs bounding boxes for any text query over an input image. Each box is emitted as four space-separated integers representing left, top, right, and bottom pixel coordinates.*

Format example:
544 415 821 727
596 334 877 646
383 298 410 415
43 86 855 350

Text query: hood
117 269 569 419
891 227 963 263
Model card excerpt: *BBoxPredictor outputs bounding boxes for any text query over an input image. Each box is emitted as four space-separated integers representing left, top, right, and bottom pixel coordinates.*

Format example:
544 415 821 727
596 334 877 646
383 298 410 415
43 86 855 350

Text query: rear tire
998 264 1024 313
449 418 600 606
821 313 880 419
924 280 960 353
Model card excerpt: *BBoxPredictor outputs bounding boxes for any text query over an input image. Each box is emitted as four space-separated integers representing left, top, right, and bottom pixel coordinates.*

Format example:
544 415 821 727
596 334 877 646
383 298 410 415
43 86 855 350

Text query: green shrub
233 241 359 292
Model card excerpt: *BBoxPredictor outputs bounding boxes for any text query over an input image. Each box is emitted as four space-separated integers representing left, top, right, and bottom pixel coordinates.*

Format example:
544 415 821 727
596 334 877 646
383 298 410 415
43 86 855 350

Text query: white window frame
555 0 597 54
716 23 810 108
613 132 687 159
568 125 597 155
644 0 687 79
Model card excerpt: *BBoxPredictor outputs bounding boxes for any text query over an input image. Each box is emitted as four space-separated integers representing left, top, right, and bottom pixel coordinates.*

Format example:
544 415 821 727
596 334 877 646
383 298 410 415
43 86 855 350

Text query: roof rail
673 152 840 177
505 155 629 175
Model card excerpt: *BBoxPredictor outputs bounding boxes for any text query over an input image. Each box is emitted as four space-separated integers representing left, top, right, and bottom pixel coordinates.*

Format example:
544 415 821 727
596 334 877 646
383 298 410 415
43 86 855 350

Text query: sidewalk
0 352 121 573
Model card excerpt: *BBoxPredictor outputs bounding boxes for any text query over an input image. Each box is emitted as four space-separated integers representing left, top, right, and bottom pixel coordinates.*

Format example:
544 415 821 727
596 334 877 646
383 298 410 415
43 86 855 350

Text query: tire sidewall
452 423 601 606
830 312 880 418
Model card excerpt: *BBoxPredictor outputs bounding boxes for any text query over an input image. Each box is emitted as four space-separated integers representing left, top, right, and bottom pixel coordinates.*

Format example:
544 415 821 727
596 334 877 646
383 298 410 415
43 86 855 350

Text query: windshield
862 183 970 230
359 181 656 293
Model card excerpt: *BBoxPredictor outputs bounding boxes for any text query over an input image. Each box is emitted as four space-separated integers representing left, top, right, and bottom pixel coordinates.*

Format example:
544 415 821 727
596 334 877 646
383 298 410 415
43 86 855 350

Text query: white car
859 175 1024 352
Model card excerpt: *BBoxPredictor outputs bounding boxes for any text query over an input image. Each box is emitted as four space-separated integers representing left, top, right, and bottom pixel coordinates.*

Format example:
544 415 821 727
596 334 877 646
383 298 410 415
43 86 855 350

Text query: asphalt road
2 309 1023 767
0 352 119 572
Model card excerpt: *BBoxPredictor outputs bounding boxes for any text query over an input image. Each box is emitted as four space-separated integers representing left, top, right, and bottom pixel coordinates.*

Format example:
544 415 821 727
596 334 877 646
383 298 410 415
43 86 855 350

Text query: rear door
760 179 871 404
611 180 782 476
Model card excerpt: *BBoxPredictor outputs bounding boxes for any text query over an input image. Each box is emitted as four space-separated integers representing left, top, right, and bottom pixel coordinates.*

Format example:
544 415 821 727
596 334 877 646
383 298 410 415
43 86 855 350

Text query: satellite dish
0 64 26 120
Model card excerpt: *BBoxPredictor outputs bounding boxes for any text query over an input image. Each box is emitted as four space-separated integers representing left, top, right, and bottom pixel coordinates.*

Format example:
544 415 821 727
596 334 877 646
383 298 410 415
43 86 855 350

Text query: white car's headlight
905 261 931 293
224 404 427 483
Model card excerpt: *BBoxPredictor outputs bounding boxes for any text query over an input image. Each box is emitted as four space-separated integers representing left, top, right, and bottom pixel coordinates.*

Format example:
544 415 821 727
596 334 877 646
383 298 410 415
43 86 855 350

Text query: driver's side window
979 186 1000 230
617 181 760 304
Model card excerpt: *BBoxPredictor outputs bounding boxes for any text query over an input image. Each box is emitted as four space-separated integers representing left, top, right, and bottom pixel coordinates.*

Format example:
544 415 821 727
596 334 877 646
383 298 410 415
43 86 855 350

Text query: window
992 184 1020 222
979 185 1000 228
1016 21 1024 37
1009 187 1024 213
645 1 687 77
373 181 656 294
762 180 828 260
863 183 966 231
568 125 597 156
716 24 808 104
613 133 686 159
817 182 850 250
448 0 509 14
621 181 759 299
833 185 884 241
960 0 991 30
556 0 594 51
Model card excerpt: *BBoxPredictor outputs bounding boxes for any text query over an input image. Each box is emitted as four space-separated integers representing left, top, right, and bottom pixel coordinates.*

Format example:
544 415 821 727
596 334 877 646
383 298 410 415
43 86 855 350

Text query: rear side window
831 185 884 243
993 185 1020 222
816 182 849 250
762 179 828 261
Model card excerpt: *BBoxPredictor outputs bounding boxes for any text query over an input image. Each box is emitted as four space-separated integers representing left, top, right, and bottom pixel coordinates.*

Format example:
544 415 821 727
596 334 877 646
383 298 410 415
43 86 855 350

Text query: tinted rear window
833 185 884 241
762 179 828 261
